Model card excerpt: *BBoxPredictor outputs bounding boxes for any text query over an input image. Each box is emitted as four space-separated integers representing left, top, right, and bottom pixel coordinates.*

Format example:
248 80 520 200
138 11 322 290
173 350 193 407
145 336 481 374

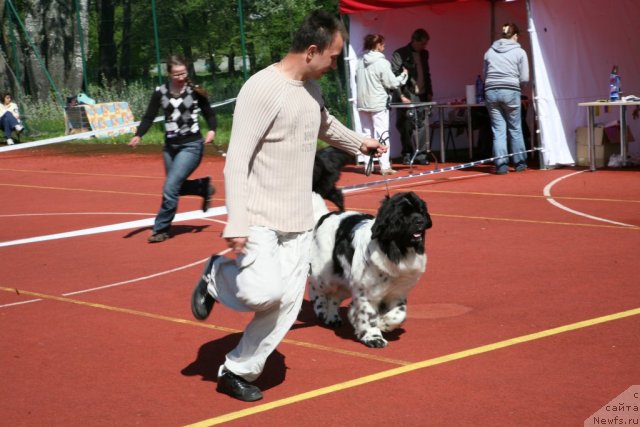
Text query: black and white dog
310 191 432 348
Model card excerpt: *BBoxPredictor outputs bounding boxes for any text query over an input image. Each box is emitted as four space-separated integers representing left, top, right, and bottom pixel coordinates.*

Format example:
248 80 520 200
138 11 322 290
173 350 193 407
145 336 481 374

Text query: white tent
340 0 640 167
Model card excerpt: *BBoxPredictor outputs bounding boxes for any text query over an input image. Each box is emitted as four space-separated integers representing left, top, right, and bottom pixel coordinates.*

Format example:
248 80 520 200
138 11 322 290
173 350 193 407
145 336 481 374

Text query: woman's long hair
166 55 208 98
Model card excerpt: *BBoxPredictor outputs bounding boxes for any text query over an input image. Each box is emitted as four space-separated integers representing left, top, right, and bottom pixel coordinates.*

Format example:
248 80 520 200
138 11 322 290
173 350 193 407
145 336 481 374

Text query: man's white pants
207 226 312 382
359 109 392 170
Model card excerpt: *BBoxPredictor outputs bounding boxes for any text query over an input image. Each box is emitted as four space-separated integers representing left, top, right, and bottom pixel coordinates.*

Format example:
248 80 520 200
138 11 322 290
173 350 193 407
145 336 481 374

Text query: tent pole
340 14 353 129
525 0 544 169
490 0 496 42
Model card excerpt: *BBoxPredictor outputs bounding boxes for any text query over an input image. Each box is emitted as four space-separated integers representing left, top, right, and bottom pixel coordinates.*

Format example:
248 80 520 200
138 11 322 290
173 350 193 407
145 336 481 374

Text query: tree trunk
179 14 196 77
1 0 88 102
119 0 132 80
247 42 256 75
98 0 117 82
72 0 89 92
22 2 50 101
227 52 235 77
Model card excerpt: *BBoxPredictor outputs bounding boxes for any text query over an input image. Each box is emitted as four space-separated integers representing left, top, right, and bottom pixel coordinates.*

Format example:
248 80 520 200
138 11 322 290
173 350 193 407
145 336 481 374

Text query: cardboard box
575 143 620 168
576 126 604 146
576 125 635 147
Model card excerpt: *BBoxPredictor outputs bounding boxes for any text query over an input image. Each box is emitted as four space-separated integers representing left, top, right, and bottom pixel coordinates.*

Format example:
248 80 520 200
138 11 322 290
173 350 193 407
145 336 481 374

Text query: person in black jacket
129 55 217 243
390 29 433 165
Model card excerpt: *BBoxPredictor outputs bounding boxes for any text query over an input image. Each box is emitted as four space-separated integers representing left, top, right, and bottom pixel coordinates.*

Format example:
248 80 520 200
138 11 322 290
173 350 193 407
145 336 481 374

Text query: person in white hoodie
356 34 408 175
483 23 529 175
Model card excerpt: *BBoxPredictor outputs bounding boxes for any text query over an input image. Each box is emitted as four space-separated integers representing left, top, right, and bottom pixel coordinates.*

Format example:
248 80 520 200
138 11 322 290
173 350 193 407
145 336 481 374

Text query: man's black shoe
201 176 215 212
191 255 218 320
217 368 263 402
402 154 412 165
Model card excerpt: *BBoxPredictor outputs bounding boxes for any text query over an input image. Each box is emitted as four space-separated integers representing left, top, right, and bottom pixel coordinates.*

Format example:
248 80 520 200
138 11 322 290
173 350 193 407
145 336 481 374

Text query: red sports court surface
1 144 638 426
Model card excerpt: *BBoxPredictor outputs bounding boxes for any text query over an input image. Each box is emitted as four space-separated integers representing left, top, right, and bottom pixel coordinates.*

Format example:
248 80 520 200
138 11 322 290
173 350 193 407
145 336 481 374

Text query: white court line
543 170 636 228
0 206 228 248
0 249 233 309
0 171 479 306
0 212 153 218
1 170 465 248
0 260 206 308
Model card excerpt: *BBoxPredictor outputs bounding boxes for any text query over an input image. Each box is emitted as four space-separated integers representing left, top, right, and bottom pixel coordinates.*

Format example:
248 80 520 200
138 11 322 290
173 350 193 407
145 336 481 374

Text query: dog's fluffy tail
313 146 352 211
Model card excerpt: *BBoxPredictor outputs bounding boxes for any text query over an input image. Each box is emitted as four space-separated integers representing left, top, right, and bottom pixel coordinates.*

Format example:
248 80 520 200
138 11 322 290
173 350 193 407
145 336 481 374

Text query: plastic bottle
609 65 621 102
475 75 484 104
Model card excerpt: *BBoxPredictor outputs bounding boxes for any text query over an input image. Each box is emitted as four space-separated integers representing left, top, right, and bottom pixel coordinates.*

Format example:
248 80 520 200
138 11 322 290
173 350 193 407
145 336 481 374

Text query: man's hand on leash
360 137 386 157
225 236 247 254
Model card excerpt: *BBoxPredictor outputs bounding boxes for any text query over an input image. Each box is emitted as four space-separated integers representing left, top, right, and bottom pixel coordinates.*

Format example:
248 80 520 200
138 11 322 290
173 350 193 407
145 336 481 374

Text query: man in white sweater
190 10 386 402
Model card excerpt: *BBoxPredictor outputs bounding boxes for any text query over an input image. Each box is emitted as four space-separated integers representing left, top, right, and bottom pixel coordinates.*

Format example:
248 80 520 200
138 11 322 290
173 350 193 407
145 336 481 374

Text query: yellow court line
0 287 411 367
0 182 157 197
184 306 640 427
0 167 161 180
2 287 637 426
0 183 224 201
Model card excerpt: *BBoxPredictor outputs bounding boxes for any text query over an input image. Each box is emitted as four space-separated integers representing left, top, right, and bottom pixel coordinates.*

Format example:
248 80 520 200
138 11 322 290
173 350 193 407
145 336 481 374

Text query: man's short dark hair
290 10 348 53
411 28 430 42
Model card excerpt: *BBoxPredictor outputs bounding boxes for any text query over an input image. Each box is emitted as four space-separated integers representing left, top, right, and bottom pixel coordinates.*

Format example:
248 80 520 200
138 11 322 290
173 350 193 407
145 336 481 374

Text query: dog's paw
361 335 388 348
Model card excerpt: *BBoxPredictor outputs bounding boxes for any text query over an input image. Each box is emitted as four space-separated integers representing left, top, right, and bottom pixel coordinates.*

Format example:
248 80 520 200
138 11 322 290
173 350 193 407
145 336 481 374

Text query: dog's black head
370 191 432 263
313 147 352 211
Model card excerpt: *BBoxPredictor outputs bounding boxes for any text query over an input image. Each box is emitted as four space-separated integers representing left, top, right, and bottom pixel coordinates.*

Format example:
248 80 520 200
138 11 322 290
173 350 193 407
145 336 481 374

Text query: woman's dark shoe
495 165 509 175
216 368 263 402
147 231 169 243
201 177 215 212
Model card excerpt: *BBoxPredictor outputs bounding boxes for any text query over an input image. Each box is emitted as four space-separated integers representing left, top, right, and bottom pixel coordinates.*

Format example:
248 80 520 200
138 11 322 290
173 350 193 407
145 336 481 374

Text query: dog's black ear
424 212 433 230
406 192 432 229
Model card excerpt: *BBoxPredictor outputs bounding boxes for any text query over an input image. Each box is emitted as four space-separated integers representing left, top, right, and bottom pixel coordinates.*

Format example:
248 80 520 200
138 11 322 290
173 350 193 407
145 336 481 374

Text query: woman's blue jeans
0 112 18 138
154 139 205 233
485 88 527 168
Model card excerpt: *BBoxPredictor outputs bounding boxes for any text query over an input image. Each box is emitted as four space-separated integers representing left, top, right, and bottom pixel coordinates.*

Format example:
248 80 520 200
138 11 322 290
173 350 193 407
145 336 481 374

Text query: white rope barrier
342 147 545 193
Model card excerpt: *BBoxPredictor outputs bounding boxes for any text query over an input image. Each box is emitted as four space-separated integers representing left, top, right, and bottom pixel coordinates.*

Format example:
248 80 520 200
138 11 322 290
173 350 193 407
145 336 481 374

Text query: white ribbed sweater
223 65 365 238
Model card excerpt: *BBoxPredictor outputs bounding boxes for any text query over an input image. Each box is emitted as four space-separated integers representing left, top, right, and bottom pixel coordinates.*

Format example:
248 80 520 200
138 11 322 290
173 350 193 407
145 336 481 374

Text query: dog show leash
347 147 545 194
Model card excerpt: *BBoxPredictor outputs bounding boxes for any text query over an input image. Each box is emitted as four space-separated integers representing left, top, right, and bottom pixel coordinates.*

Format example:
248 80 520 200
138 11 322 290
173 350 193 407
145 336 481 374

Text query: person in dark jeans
390 28 433 164
483 23 529 174
128 55 217 243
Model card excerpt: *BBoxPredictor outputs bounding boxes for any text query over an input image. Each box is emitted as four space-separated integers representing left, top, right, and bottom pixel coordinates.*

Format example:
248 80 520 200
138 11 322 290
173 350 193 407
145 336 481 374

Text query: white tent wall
343 0 640 166
530 0 640 165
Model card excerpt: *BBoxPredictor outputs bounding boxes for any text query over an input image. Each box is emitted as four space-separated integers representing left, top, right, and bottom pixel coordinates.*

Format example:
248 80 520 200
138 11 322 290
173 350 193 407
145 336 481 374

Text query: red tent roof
339 0 482 14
